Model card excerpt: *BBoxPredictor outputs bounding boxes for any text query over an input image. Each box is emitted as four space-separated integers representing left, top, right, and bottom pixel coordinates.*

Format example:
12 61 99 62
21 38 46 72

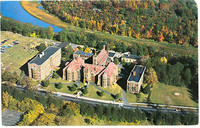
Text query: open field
1 31 56 74
20 1 198 56
150 83 198 107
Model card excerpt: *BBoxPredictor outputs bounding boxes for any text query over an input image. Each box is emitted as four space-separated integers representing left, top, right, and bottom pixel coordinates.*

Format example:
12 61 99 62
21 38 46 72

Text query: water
1 1 62 33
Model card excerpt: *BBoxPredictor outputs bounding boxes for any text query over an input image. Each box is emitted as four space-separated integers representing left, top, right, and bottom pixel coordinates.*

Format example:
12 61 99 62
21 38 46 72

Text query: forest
41 0 198 47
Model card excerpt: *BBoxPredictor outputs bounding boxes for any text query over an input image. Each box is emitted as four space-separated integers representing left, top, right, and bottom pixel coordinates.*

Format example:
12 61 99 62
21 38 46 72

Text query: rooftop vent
38 52 44 58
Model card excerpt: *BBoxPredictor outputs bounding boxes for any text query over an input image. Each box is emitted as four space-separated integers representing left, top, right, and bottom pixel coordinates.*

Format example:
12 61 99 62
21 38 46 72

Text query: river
1 1 62 33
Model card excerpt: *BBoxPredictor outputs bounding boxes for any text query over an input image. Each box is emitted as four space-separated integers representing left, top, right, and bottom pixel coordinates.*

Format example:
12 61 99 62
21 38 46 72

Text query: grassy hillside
20 1 197 56
1 31 55 74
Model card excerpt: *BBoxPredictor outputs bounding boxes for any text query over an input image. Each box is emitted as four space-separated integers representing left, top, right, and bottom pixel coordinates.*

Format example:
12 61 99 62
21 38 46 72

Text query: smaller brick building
127 65 146 93
28 46 61 80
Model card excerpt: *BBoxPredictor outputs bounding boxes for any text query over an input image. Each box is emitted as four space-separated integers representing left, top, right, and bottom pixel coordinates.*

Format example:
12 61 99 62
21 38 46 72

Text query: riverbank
20 1 198 56
20 1 68 28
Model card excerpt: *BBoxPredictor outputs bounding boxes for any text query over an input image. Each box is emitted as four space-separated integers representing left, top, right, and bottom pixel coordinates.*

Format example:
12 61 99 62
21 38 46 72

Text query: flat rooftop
128 65 146 82
108 52 115 57
57 42 70 48
29 46 60 65
74 50 93 57
122 54 140 60
2 109 23 126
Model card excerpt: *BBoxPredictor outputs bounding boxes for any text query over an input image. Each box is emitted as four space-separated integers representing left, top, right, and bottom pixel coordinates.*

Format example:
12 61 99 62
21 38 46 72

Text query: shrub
41 80 50 87
114 93 120 99
55 82 62 89
99 91 104 97
70 85 76 91
52 72 59 79
82 88 88 94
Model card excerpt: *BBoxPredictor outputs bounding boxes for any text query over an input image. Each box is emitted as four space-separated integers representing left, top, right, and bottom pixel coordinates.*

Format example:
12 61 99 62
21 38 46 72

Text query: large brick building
127 65 146 93
63 45 118 87
28 46 61 80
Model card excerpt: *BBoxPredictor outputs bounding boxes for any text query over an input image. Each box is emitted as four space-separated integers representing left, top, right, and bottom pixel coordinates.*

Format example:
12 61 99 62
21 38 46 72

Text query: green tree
113 58 119 65
52 72 60 79
55 82 62 89
37 43 46 52
41 80 50 87
183 68 192 85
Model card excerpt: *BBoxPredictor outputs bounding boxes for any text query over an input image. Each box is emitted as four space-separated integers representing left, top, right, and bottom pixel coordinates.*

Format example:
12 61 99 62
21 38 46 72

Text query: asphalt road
14 85 198 115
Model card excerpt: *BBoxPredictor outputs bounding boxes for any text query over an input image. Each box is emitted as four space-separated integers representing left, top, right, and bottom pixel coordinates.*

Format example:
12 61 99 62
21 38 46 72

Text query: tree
41 80 50 87
55 82 62 89
33 113 56 126
2 91 10 108
46 26 54 39
113 58 119 65
52 72 59 79
183 68 192 85
98 91 104 97
62 45 73 61
37 43 46 52
18 103 44 126
145 68 158 84
82 88 88 94
114 93 120 99
70 85 76 91
96 104 104 119
37 94 48 107
84 47 92 53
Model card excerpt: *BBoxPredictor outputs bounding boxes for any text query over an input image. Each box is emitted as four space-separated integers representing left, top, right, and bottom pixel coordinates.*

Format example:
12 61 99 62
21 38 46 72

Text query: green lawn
125 92 148 103
97 83 123 99
150 82 198 107
1 31 54 74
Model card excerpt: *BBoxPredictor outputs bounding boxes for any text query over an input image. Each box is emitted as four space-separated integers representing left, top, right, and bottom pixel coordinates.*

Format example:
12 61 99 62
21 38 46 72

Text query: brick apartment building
28 46 61 80
63 45 118 87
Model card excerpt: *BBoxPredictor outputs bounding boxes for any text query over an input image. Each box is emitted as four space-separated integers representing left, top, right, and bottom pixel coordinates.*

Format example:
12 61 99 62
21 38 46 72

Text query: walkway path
122 90 129 105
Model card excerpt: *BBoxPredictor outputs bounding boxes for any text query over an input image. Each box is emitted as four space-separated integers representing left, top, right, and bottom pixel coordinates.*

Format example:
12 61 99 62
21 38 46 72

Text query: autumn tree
2 91 10 108
145 67 158 84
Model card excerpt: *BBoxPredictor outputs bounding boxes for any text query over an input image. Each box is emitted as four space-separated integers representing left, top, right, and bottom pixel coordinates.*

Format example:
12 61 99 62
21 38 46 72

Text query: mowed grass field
150 83 198 107
1 31 55 74
20 1 198 56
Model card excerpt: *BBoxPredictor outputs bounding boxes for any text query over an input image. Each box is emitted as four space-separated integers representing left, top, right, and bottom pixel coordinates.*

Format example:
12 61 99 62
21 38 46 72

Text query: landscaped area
41 80 116 101
150 83 198 107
